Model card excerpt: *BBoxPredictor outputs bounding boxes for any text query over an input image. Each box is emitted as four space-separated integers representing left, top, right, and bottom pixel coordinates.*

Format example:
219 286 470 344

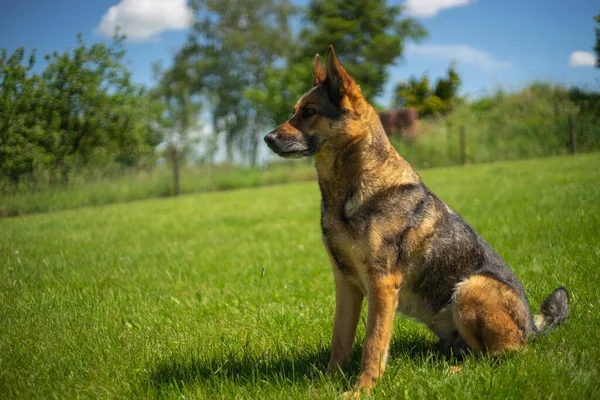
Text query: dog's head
264 46 371 158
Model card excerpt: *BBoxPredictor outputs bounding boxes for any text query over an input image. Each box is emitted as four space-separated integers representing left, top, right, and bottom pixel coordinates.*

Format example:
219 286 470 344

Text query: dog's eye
303 108 317 118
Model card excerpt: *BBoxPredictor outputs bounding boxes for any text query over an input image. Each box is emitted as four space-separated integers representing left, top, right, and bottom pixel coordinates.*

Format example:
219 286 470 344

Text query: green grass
1 153 599 399
0 161 316 218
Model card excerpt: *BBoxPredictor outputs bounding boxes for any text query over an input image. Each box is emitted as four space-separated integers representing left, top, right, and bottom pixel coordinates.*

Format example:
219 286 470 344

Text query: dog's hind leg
452 275 531 354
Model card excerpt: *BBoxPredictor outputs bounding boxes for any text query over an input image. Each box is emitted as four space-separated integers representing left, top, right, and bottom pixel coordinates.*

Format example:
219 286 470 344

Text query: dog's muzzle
264 131 316 158
264 132 278 148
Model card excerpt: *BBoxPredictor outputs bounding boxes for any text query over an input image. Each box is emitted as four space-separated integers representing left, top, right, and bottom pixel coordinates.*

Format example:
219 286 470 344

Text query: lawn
0 161 317 218
1 153 599 399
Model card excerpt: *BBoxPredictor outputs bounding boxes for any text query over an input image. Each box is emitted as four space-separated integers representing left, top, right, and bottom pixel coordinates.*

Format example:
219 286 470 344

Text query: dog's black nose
264 133 277 146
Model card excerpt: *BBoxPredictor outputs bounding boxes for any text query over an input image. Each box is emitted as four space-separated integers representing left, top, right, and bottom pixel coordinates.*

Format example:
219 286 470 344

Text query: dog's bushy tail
534 286 569 332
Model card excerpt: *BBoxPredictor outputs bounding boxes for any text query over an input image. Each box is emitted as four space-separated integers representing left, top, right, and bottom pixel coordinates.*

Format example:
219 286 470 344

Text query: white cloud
404 0 476 18
406 43 512 70
96 0 193 42
568 51 596 68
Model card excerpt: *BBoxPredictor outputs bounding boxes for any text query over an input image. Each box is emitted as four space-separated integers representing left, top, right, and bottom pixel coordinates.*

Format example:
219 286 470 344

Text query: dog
264 46 569 393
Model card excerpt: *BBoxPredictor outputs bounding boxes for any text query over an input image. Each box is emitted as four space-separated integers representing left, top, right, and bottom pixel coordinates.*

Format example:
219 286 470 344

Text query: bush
392 83 600 168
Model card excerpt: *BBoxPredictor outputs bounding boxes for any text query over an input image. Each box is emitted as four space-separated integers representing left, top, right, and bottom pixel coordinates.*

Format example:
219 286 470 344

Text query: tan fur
405 206 441 256
327 266 364 372
453 275 528 353
313 54 326 86
355 274 401 390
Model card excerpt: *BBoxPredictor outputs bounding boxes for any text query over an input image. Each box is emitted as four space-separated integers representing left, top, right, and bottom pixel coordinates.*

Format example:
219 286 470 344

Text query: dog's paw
327 361 345 375
343 375 376 398
448 365 463 375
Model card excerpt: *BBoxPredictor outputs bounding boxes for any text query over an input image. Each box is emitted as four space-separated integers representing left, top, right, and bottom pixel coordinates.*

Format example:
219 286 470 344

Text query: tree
393 63 462 117
152 58 203 196
434 62 460 104
1 33 162 187
300 0 427 102
243 62 309 134
0 48 47 187
180 0 297 165
39 33 160 182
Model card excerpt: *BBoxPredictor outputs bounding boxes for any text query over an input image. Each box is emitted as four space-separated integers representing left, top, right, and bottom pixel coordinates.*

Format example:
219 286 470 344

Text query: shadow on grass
147 332 459 392
148 344 333 391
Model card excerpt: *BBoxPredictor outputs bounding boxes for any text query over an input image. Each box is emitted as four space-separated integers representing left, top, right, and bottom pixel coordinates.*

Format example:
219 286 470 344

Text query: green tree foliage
0 34 162 187
243 62 308 131
301 0 427 102
40 34 160 182
393 63 461 117
181 0 297 165
434 63 460 104
568 86 600 151
0 48 47 186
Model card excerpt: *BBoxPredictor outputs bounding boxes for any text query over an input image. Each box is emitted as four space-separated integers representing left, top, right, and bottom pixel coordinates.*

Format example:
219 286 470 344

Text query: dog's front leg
327 267 364 373
355 274 400 391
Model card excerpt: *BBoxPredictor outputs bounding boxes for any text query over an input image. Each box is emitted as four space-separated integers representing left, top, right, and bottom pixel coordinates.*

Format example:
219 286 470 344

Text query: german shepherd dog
264 46 569 392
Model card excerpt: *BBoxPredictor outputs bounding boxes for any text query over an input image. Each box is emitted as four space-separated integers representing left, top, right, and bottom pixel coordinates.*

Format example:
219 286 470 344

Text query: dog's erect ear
325 45 357 104
313 54 326 87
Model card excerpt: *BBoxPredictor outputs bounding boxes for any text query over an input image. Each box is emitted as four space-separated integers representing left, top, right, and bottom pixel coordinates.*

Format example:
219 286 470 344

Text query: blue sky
1 0 599 105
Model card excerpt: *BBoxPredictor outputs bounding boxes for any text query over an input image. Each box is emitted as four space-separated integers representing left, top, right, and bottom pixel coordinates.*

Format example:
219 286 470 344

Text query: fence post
459 125 466 165
446 121 452 164
568 114 576 154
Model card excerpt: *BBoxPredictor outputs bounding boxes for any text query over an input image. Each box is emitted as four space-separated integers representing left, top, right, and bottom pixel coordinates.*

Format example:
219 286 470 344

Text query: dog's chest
321 198 392 294
323 216 440 325
326 231 438 324
324 226 371 294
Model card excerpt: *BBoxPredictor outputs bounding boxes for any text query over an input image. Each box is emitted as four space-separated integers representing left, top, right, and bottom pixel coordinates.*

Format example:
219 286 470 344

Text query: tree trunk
250 131 259 167
52 159 70 185
9 171 20 190
61 165 69 185
171 147 181 196
226 131 234 164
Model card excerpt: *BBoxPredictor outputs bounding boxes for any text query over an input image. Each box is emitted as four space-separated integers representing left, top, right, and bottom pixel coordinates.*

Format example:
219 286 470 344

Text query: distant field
1 153 599 399
0 161 316 218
